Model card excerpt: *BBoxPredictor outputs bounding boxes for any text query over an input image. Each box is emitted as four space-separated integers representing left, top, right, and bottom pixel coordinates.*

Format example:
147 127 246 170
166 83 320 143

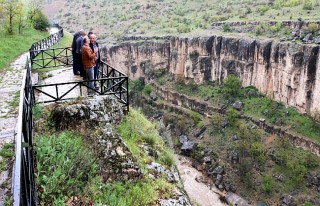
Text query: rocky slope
105 35 320 116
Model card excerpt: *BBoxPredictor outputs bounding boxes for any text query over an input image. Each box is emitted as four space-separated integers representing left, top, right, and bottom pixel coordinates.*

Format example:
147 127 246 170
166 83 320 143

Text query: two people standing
72 30 100 95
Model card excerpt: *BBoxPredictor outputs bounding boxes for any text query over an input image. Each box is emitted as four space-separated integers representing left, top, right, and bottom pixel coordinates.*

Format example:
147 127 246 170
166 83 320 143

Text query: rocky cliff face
105 35 320 115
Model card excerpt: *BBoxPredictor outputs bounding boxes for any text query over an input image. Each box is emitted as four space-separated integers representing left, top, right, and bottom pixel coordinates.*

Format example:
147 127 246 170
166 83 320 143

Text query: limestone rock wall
105 35 320 115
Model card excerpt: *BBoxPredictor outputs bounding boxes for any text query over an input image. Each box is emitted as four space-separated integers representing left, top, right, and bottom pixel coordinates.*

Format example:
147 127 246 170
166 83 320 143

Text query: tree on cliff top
223 74 241 97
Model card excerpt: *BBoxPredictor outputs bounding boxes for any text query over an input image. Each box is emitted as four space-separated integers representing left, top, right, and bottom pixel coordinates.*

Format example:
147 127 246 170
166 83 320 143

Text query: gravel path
0 52 29 204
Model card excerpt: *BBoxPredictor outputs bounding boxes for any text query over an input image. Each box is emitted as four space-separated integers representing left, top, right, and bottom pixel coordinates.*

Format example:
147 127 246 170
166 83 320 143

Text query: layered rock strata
106 35 320 115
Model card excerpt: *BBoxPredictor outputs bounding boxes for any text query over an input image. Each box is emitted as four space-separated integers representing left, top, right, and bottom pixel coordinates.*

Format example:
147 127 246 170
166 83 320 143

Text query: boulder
228 150 239 163
194 126 207 138
203 156 212 164
208 165 224 176
314 37 320 44
302 33 313 43
232 101 243 110
215 174 223 186
292 27 300 37
147 162 178 183
220 104 227 110
150 92 157 101
178 135 188 144
221 119 229 128
181 141 195 155
281 195 297 206
232 134 238 141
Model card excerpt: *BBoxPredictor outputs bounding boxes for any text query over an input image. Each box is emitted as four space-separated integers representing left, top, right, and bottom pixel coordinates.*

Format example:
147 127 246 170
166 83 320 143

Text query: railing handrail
29 25 64 62
13 25 64 206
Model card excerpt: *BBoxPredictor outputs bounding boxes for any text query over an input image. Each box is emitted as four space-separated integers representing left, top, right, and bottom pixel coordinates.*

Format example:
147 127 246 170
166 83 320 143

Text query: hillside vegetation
42 0 320 44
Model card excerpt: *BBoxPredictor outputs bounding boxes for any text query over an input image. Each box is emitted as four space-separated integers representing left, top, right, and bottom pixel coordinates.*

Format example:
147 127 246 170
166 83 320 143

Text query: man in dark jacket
71 29 83 75
75 30 86 79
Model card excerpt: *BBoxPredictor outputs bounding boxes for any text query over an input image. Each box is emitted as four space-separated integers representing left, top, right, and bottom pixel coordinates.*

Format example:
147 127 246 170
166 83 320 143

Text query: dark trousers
72 53 78 74
94 61 99 87
75 53 85 78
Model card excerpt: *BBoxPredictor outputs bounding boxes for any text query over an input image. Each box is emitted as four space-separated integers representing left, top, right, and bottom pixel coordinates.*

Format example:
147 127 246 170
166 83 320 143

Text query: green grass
117 109 174 168
0 143 14 158
8 91 20 109
0 26 48 72
243 96 320 143
35 106 175 205
35 131 97 204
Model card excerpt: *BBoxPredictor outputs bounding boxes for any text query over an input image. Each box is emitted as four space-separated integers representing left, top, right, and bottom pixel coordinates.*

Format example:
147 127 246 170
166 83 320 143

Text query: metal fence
31 47 73 70
29 26 64 61
13 59 36 206
32 60 129 111
13 25 64 206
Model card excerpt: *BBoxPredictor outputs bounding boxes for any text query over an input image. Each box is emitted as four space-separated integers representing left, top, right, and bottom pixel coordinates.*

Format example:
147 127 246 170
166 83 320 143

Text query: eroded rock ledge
105 34 320 116
49 95 191 205
150 82 320 156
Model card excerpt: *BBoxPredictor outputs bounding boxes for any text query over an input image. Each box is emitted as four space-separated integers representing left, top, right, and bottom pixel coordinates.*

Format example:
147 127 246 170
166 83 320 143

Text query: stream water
175 155 228 206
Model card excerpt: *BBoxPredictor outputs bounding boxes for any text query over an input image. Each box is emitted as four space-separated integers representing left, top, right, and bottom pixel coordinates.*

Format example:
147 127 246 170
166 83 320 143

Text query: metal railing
30 47 73 70
29 25 63 61
13 25 63 206
32 56 129 111
13 59 36 206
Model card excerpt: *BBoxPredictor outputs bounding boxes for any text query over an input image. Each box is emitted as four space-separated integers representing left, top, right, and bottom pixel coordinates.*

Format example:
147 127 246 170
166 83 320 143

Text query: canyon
105 35 320 117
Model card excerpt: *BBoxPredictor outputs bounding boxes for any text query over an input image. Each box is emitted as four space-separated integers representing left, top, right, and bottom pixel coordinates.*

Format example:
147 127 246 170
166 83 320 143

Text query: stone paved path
35 67 83 103
0 52 29 204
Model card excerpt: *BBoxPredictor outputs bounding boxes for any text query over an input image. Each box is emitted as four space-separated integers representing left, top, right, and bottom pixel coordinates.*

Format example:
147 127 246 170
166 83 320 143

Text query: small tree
32 10 49 31
308 23 318 34
223 74 241 97
1 0 24 34
226 108 239 125
222 23 232 32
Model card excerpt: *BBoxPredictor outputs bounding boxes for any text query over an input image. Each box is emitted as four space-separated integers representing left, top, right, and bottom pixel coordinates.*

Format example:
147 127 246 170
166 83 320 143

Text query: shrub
130 79 145 92
286 162 307 184
270 22 282 33
256 5 269 15
245 7 252 14
261 175 272 194
255 25 264 35
285 0 302 7
226 108 239 125
308 22 318 34
33 10 49 31
222 75 241 97
222 23 232 32
142 84 153 95
158 150 174 167
303 0 313 10
209 114 223 134
250 142 266 164
177 24 190 33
